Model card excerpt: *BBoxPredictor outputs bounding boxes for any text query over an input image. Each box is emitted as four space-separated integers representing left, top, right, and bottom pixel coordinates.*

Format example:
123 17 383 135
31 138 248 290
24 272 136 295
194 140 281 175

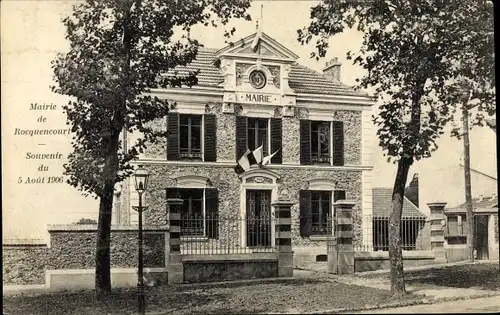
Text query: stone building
116 31 375 258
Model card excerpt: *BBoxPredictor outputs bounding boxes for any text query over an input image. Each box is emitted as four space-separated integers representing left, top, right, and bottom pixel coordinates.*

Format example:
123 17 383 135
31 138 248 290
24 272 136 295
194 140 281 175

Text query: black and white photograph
1 0 498 314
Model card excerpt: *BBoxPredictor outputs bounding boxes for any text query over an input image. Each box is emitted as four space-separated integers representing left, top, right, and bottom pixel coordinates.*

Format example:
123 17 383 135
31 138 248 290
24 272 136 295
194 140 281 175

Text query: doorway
474 215 489 260
246 190 272 247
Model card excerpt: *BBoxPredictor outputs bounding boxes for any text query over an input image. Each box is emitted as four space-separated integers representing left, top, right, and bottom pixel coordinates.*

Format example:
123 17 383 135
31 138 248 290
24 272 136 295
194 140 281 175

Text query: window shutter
334 190 346 202
461 215 468 236
299 190 312 237
204 114 217 162
300 120 311 165
235 116 247 161
166 188 180 199
205 188 219 239
167 113 180 161
332 121 344 166
270 118 282 164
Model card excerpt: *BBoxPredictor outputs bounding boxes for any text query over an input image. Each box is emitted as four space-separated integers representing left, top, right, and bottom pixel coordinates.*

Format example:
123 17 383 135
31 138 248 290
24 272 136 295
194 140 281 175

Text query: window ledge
309 235 332 241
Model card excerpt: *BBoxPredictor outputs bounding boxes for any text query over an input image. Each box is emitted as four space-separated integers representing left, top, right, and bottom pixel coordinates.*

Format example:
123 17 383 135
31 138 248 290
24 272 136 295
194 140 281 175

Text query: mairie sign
235 92 280 105
246 93 271 102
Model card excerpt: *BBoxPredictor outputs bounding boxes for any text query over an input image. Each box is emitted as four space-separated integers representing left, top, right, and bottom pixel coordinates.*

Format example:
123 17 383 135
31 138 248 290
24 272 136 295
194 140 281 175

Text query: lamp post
132 165 150 315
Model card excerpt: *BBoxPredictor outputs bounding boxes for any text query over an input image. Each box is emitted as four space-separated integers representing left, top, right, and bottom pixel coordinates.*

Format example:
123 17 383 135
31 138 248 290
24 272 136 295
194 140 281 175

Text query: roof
372 188 426 218
445 195 498 214
166 47 368 97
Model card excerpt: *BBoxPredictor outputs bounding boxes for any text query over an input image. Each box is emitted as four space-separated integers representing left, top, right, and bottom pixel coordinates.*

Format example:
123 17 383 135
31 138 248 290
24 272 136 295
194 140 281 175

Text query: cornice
131 159 373 171
148 87 375 109
296 92 375 108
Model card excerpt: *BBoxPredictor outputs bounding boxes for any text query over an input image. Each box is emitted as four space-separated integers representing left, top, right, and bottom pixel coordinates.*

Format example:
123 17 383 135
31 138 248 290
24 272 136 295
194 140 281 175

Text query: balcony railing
179 150 203 160
311 154 331 164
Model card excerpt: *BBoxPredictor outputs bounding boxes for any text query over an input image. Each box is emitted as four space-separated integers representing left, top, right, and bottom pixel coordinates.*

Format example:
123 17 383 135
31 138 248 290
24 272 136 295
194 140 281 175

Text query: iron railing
311 220 334 236
179 214 277 255
355 215 428 252
311 154 331 164
179 150 203 160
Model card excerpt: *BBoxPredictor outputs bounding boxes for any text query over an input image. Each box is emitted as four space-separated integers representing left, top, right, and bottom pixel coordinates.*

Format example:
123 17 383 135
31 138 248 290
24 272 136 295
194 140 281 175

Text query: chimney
323 57 341 82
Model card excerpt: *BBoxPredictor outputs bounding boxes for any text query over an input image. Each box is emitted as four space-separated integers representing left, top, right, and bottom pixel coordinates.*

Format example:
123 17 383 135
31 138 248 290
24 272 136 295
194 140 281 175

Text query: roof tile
164 48 367 96
372 188 425 217
445 196 498 213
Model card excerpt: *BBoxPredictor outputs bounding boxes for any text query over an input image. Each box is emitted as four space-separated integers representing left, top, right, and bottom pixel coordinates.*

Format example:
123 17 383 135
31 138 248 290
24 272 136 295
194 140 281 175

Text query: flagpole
260 4 263 32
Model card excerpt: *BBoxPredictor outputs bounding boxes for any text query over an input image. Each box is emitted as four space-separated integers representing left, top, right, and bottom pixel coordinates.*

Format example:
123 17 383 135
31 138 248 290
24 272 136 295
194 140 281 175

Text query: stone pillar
327 234 337 274
272 200 294 277
167 198 184 284
335 200 356 275
428 202 447 264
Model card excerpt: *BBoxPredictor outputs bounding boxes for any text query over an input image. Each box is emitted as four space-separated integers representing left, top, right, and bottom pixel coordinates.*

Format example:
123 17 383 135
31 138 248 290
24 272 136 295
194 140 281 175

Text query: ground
355 261 500 291
3 278 415 315
3 263 499 314
351 295 500 313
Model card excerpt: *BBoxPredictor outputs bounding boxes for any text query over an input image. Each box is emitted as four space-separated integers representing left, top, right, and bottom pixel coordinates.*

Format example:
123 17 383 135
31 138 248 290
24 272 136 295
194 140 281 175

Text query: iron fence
355 215 428 252
179 214 277 255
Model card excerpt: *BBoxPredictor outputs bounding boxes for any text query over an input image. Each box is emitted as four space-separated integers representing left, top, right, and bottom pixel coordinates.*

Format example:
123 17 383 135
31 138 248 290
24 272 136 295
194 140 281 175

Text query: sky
1 0 496 239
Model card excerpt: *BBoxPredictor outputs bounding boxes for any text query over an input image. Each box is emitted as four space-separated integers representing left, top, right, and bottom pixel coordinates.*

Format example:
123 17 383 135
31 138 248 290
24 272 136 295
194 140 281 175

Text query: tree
51 0 250 298
298 0 494 296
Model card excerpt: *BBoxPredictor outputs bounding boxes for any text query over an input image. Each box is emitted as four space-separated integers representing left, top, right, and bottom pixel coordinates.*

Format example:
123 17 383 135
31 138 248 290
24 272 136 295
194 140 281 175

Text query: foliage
298 0 494 295
52 0 251 198
298 0 495 163
73 218 98 225
51 0 251 295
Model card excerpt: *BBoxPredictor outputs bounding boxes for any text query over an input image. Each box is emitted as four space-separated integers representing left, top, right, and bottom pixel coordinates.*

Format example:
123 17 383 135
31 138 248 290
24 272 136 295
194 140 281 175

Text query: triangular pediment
216 32 299 61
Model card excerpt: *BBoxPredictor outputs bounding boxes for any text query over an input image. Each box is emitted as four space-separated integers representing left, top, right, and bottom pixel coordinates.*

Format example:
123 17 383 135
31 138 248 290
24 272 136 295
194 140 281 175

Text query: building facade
116 31 375 254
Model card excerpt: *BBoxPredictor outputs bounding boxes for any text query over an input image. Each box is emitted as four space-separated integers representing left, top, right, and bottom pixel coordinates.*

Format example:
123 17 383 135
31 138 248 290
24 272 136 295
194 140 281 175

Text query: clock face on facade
249 70 266 89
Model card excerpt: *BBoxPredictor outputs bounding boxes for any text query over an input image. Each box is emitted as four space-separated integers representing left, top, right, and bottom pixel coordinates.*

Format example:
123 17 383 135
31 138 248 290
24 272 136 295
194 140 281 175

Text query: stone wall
354 251 436 272
331 109 362 165
183 260 278 283
141 104 362 165
282 117 300 164
2 245 50 285
143 164 363 247
445 245 470 263
128 102 365 251
280 110 362 165
2 225 168 286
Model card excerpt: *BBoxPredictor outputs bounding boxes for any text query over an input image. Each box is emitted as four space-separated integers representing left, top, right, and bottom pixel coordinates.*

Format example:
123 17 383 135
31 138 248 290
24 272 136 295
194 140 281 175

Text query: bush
73 218 97 225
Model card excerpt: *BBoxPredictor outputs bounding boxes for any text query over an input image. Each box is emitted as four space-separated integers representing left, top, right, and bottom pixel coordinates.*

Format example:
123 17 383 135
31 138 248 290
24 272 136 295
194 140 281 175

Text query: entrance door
246 190 272 247
474 215 489 260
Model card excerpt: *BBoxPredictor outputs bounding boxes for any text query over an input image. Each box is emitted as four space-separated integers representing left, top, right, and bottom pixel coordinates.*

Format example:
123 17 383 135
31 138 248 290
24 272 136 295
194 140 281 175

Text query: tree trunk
389 156 413 297
95 131 121 299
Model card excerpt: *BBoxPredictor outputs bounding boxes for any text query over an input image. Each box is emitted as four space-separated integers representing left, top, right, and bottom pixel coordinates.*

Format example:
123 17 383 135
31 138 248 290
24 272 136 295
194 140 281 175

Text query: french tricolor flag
235 145 263 175
235 145 279 175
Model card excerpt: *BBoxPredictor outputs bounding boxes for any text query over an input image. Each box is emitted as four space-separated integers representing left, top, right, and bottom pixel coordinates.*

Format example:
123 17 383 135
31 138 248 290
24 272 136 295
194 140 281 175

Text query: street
352 295 500 313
